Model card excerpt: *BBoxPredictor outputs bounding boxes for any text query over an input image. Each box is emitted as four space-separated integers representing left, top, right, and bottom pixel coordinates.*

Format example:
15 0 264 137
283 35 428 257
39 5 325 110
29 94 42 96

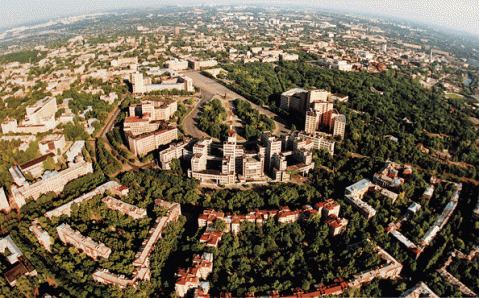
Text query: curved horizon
1 1 478 37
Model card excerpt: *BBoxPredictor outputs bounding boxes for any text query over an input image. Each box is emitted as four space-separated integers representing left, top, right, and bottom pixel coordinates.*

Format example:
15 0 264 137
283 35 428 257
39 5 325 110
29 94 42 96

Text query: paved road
182 96 211 139
182 70 288 135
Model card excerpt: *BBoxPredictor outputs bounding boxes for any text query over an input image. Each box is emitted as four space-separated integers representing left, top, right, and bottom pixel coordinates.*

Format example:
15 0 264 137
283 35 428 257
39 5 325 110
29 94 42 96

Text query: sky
1 0 478 35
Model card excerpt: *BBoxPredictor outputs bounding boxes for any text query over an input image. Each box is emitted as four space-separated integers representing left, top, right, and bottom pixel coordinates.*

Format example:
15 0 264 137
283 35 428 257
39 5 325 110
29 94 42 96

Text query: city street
182 70 288 135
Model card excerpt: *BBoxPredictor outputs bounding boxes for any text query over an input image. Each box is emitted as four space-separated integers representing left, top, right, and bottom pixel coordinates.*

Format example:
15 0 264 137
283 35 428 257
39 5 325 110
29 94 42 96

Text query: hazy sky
1 0 478 35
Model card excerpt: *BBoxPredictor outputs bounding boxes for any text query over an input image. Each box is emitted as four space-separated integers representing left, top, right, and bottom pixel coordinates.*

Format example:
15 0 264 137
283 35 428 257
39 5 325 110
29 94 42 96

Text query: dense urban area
0 5 478 298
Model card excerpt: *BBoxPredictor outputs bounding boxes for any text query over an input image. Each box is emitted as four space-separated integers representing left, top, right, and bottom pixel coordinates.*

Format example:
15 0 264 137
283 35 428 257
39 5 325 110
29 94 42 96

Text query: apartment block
29 220 53 252
131 72 193 94
128 99 178 122
164 59 189 71
127 126 179 157
159 140 191 169
1 96 57 134
56 224 111 260
11 160 93 208
102 196 147 219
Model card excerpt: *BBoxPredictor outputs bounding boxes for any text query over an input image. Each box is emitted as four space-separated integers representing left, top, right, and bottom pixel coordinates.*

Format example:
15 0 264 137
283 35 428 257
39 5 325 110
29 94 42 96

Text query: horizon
1 1 479 37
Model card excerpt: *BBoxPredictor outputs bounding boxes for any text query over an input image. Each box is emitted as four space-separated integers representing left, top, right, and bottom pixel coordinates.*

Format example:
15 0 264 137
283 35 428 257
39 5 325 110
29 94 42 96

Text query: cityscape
0 2 478 297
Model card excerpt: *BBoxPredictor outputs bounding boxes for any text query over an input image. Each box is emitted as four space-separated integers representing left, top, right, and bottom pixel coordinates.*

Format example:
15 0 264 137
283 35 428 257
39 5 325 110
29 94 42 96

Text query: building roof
19 152 55 170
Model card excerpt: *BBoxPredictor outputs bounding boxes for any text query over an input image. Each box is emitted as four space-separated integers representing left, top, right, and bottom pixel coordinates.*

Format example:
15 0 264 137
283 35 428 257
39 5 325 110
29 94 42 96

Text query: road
182 70 288 135
182 96 211 139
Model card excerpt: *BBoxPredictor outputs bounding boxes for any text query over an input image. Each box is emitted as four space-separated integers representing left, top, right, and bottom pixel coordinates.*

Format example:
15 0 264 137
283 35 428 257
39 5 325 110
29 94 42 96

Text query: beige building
29 220 53 252
164 59 189 71
1 96 57 134
159 140 190 169
187 59 218 70
131 72 193 94
128 99 177 122
101 196 147 219
39 134 66 155
11 160 93 208
127 126 179 156
57 224 111 260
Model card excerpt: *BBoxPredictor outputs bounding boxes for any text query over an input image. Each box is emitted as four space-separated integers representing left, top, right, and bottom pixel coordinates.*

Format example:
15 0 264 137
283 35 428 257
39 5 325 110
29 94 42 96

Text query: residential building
1 96 57 134
102 196 147 219
128 99 178 122
39 134 66 155
11 159 93 208
131 72 193 94
57 223 111 260
29 220 53 252
164 59 189 71
127 126 179 156
400 282 439 298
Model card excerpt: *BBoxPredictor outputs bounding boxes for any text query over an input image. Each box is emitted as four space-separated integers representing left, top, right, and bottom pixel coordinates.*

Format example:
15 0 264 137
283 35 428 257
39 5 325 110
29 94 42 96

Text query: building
127 126 179 157
93 199 180 289
17 152 55 179
159 140 191 169
0 187 10 213
111 57 138 68
39 134 66 155
279 53 299 61
345 179 377 219
11 160 93 208
128 98 178 122
1 236 37 287
332 114 346 139
102 196 147 219
131 72 193 94
65 141 86 163
29 220 53 252
400 282 439 298
57 223 111 260
199 231 223 248
188 59 218 70
325 215 349 236
1 96 57 134
175 252 213 297
45 181 127 218
280 88 346 145
164 59 189 71
0 236 23 264
316 198 341 217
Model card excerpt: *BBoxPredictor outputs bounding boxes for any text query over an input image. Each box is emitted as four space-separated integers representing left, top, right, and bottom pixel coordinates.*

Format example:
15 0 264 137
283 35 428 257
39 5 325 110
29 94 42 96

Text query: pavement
182 70 288 135
182 96 211 139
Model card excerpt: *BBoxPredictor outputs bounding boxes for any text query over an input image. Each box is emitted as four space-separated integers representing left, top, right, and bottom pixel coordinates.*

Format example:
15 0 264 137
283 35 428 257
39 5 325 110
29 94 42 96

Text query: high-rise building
332 114 346 139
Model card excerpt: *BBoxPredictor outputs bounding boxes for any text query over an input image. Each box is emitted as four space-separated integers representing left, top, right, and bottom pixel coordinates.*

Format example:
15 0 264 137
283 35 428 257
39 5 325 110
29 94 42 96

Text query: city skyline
1 0 479 37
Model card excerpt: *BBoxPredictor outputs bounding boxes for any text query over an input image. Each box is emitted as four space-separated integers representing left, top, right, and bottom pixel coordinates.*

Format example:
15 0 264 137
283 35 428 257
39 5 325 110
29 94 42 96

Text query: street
182 70 288 135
